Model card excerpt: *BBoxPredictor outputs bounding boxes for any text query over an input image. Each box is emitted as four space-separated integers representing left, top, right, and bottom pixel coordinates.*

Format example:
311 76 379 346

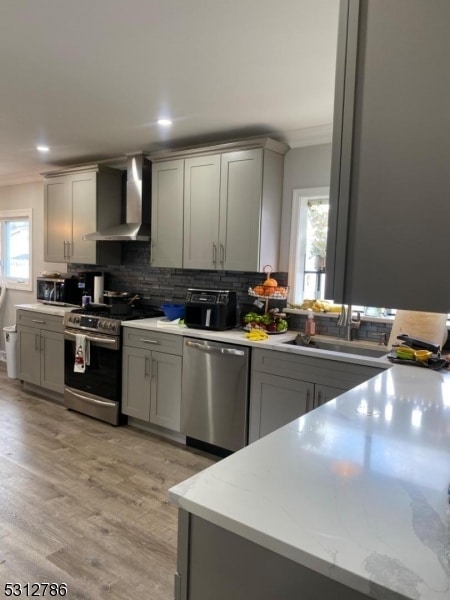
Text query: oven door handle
64 330 117 345
64 388 117 408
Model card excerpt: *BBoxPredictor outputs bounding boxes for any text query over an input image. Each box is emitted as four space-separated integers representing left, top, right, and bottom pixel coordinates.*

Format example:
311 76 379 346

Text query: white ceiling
0 0 339 184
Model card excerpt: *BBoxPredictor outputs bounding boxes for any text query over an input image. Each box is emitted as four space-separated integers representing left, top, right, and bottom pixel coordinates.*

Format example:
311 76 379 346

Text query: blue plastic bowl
161 303 185 321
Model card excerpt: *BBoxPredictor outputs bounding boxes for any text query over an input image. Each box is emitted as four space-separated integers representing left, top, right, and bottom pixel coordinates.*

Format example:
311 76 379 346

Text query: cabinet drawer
122 328 182 355
16 310 64 333
252 348 383 391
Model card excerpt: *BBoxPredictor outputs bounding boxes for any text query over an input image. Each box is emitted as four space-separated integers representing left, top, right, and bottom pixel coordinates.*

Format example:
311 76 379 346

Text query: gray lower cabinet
175 509 369 600
314 384 346 409
249 372 313 442
121 329 182 431
16 310 64 394
249 349 382 443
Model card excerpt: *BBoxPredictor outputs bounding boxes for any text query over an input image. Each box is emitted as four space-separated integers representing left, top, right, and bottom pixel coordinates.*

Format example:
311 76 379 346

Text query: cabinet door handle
64 240 71 259
32 319 45 324
306 388 312 412
145 356 150 377
66 241 71 258
219 243 225 266
139 338 160 345
212 243 217 266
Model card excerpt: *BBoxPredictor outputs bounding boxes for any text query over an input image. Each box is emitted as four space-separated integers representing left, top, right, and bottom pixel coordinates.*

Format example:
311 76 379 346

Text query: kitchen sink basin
283 338 389 358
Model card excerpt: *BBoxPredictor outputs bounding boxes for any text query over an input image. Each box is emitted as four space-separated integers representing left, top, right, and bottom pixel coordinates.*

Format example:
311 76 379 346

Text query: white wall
0 181 62 347
279 143 332 271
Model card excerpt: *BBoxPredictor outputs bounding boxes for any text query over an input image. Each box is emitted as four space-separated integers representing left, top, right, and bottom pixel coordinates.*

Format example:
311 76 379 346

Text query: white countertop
15 303 76 317
123 317 391 369
169 365 450 600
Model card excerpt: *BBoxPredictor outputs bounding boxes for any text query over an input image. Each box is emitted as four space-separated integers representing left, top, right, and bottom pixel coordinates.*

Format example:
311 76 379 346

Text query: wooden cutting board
388 310 448 349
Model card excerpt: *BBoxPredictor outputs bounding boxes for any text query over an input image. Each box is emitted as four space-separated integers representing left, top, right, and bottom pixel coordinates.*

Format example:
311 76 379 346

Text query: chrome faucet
337 304 361 341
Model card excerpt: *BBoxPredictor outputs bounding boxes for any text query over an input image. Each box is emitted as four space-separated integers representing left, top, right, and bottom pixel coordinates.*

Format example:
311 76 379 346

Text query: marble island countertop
169 365 450 600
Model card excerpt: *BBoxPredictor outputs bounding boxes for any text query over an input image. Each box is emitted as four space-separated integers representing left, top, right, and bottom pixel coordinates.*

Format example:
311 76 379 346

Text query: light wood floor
0 363 215 599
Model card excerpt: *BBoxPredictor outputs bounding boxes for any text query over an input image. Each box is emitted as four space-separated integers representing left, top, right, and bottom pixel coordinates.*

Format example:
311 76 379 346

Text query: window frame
0 208 33 291
288 187 329 305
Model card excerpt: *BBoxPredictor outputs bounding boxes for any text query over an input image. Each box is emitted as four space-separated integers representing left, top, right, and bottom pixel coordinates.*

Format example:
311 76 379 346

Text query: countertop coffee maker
78 271 105 304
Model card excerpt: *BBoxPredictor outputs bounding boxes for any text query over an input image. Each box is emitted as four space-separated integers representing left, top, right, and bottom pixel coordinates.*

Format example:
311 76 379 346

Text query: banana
245 329 269 341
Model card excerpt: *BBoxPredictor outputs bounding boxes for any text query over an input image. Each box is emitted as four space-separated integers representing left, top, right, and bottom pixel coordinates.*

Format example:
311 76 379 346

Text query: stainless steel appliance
77 271 105 304
64 309 122 425
83 153 151 241
63 305 162 425
181 337 250 453
37 274 82 306
184 289 236 331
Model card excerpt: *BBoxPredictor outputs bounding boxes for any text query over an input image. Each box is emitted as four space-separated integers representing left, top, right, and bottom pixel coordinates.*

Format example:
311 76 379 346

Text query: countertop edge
122 318 391 368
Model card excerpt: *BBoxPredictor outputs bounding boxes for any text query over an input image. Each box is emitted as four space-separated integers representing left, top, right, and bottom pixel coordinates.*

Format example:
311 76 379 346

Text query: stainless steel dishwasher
181 337 250 453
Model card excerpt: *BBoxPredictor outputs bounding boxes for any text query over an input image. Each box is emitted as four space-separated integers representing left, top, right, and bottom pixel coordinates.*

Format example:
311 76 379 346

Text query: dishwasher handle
185 340 245 357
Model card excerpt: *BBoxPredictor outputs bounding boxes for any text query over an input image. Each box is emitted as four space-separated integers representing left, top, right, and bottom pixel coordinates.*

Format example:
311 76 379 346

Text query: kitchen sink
283 337 389 358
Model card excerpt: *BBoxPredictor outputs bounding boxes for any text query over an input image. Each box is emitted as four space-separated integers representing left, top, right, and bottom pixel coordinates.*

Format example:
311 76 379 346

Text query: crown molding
0 172 42 188
286 124 333 149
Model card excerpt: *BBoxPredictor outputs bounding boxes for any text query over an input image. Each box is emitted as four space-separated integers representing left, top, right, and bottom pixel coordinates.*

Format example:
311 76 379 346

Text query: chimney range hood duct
83 153 151 241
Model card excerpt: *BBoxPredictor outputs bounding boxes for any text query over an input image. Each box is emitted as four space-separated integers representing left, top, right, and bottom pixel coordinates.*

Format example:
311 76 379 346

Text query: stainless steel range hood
83 153 151 241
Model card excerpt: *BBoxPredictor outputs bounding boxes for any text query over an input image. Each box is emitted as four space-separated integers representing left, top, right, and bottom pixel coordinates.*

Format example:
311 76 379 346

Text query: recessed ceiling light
157 119 172 127
37 145 50 152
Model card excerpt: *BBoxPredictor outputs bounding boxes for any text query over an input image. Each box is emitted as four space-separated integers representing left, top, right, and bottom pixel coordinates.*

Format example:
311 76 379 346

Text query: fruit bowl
248 285 289 300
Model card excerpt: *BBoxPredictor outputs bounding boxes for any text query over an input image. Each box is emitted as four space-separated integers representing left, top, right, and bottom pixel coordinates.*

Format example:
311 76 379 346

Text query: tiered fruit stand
244 265 289 334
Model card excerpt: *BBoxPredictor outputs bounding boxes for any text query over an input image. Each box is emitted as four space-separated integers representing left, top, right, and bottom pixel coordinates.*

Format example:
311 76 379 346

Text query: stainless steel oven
63 309 122 425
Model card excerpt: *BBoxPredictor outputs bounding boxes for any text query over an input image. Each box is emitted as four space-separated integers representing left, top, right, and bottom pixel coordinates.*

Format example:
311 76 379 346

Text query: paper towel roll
93 275 104 304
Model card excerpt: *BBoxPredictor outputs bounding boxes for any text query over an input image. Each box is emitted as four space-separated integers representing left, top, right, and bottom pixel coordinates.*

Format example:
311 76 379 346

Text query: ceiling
0 0 339 185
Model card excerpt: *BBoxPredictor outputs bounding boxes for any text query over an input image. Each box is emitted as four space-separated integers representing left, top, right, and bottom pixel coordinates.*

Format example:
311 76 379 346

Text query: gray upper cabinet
150 137 288 271
151 159 184 268
219 150 264 271
43 165 122 265
183 154 221 269
326 0 450 312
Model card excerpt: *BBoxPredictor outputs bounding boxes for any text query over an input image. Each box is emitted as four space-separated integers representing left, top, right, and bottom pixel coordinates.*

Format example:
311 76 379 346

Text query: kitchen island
169 364 450 600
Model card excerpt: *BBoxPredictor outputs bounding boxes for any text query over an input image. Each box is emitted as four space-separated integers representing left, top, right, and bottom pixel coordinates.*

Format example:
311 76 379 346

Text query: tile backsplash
68 241 288 312
287 313 393 343
68 242 411 344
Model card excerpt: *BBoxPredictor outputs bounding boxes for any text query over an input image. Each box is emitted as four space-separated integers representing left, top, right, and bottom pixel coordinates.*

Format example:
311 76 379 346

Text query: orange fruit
263 277 278 287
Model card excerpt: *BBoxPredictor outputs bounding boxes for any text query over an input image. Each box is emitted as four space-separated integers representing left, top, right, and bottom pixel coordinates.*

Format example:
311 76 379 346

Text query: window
0 209 32 290
288 190 394 317
288 187 329 304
